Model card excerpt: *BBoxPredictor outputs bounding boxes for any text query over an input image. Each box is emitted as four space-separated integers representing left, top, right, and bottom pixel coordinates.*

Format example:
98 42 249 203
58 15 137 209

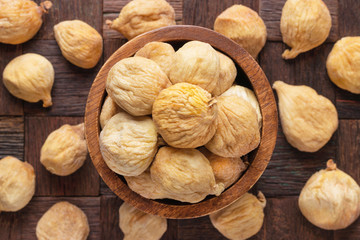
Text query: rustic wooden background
0 0 359 239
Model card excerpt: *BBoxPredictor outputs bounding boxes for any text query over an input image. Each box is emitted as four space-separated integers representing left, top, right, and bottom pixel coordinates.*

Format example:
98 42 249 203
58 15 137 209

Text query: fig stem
40 1 53 13
326 159 337 171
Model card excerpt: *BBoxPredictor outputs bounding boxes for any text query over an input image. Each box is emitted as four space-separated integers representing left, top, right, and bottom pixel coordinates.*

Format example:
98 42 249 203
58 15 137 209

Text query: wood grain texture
0 117 24 161
338 0 360 37
0 212 20 240
334 218 360 240
104 39 128 61
100 195 124 240
25 116 99 196
335 87 360 119
259 0 339 42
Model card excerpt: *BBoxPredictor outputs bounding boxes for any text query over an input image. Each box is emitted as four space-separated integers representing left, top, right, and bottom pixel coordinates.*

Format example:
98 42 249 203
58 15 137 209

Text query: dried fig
0 156 35 212
106 56 171 116
119 202 167 240
222 85 262 128
150 147 224 203
54 20 103 69
326 37 360 94
100 112 158 176
273 81 338 152
212 52 237 96
214 5 267 58
281 0 331 59
205 95 260 158
36 201 90 240
299 160 360 230
40 123 87 176
210 192 266 240
2 53 54 107
152 83 217 148
0 0 52 44
135 41 175 76
100 96 123 129
168 41 220 93
108 0 175 40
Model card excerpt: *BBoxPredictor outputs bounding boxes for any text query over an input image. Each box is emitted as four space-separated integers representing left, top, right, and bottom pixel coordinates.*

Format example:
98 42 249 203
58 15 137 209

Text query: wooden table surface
0 0 359 239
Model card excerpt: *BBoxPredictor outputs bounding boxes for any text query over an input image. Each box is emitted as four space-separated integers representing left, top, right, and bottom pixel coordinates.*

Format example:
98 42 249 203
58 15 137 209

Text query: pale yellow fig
214 5 267 58
40 123 87 176
205 95 260 158
108 0 175 40
280 0 331 59
210 192 266 240
299 160 360 230
36 201 90 240
212 52 237 96
221 85 262 128
326 37 360 94
119 202 167 240
168 41 220 93
54 20 103 69
100 112 158 176
150 147 224 203
152 83 217 148
0 0 52 44
273 81 338 152
99 96 123 129
0 156 35 212
2 53 54 107
106 56 171 116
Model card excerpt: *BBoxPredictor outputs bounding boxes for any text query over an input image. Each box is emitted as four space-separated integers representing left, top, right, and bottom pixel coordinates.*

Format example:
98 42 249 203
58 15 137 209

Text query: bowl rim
85 25 278 219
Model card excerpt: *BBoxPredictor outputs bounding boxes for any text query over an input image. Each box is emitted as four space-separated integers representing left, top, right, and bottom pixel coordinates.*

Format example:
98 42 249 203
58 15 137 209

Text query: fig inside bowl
85 25 277 219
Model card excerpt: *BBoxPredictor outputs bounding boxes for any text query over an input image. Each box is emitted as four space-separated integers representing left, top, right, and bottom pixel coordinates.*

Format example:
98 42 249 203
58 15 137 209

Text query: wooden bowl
85 25 277 219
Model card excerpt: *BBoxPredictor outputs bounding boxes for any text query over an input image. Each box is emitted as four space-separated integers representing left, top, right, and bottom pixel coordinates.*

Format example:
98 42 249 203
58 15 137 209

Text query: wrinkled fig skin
0 156 35 212
168 41 220 93
2 53 54 107
299 160 360 230
54 20 103 69
100 112 158 176
110 0 175 40
152 83 217 148
40 123 88 176
150 147 224 203
210 192 266 240
36 202 90 240
214 5 267 59
106 56 171 116
212 52 237 96
119 202 167 240
0 0 52 44
205 95 260 158
222 85 262 128
273 81 338 152
135 41 175 77
100 96 123 129
326 37 360 94
281 0 331 59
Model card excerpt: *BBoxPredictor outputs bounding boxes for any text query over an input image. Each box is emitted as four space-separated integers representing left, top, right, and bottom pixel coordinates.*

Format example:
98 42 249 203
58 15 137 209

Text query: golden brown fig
0 0 52 44
212 52 237 96
214 5 267 58
0 156 35 212
152 83 217 148
205 95 260 158
273 81 338 152
106 57 171 116
326 37 360 94
108 0 175 40
99 96 123 129
168 41 220 93
210 192 266 240
299 160 360 230
281 0 331 59
36 201 90 240
40 123 87 176
54 20 103 69
150 147 224 203
2 53 54 107
119 202 167 240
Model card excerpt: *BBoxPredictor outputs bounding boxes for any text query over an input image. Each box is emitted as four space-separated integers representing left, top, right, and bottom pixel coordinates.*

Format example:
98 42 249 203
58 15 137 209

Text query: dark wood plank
335 87 360 119
0 44 23 115
25 116 100 196
178 216 226 240
334 218 360 240
338 0 360 37
0 212 21 240
104 39 128 62
100 179 115 195
20 197 100 240
0 117 24 161
259 0 339 42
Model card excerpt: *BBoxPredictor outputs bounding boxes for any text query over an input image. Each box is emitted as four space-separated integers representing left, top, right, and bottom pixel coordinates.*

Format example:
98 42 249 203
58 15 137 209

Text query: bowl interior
85 25 278 219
